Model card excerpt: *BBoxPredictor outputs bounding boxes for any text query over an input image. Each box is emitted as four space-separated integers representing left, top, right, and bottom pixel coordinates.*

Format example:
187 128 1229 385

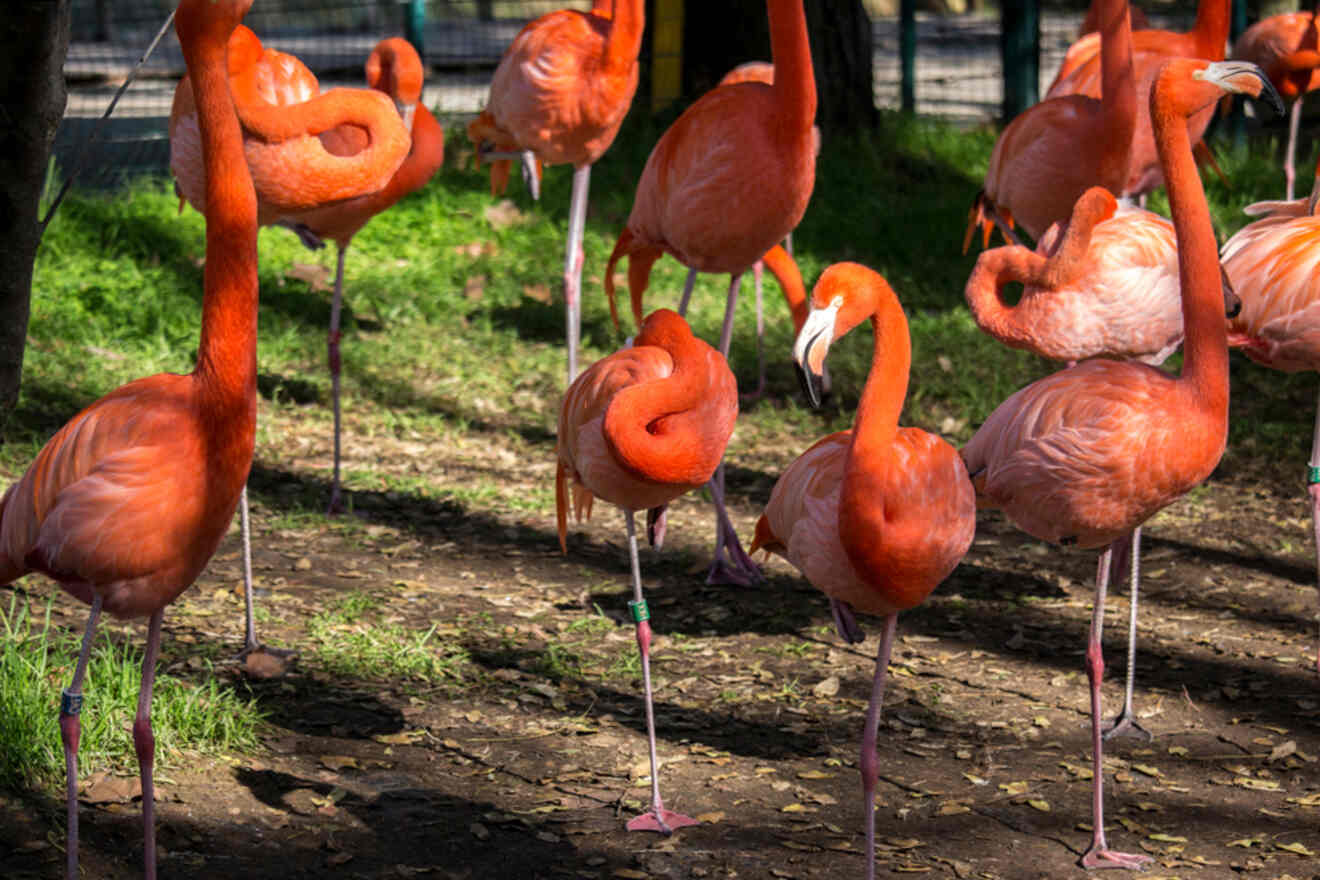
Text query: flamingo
965 0 1135 247
556 308 737 833
1078 0 1147 37
0 0 397 872
171 31 424 657
466 0 644 384
1232 6 1320 200
962 59 1281 867
601 0 816 585
750 263 975 880
965 185 1243 738
1222 159 1320 671
1045 0 1230 200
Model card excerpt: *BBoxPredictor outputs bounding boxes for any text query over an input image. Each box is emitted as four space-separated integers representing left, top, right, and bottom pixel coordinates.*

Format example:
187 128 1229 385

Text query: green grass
0 593 263 790
304 592 470 683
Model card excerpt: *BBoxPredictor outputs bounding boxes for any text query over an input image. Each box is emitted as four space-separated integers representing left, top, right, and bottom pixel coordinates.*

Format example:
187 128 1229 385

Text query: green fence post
405 0 426 66
900 0 915 113
1000 0 1039 123
1229 0 1248 150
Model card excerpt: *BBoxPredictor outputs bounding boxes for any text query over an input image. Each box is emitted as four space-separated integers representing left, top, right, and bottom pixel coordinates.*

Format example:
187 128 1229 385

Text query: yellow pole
651 0 683 112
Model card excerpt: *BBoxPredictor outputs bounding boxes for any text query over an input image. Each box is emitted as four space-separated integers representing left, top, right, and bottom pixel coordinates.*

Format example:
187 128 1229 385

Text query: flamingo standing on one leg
0 0 401 873
964 184 1242 738
750 263 975 880
965 0 1135 247
962 59 1282 867
466 0 644 385
557 308 737 833
1045 0 1230 200
601 0 816 585
1222 158 1320 671
1232 5 1320 200
170 31 421 656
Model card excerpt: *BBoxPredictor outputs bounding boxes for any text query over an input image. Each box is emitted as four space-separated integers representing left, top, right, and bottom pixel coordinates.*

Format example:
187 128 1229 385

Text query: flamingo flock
9 0 1318 876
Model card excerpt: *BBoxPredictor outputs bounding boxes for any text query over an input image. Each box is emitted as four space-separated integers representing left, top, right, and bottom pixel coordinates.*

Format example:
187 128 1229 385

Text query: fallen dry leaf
286 262 331 292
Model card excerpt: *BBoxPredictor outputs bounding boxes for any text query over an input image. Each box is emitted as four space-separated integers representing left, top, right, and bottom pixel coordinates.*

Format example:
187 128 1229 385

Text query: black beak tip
795 362 822 409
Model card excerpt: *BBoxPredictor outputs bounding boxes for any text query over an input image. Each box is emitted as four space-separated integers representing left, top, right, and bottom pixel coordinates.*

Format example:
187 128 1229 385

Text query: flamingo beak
792 301 840 409
1197 61 1285 117
1219 264 1241 319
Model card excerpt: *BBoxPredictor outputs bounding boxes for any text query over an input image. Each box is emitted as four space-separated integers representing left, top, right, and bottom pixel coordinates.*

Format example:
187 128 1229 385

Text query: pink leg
751 260 766 400
703 464 763 587
830 598 864 645
1102 528 1151 740
1285 98 1302 201
327 244 349 515
61 595 103 880
716 272 742 360
1080 547 1152 870
563 164 590 384
621 510 699 834
676 268 697 318
860 615 898 880
136 609 164 880
235 486 294 660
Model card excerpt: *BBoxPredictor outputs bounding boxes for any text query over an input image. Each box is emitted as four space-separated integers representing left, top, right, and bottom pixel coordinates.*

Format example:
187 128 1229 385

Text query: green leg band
1309 466 1320 485
629 599 650 624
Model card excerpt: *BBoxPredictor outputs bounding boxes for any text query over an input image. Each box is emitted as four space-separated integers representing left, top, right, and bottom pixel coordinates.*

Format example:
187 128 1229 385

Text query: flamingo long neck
602 0 644 74
187 13 259 406
1099 0 1137 180
1190 0 1230 59
847 289 910 466
1152 72 1227 413
768 0 816 137
604 323 721 487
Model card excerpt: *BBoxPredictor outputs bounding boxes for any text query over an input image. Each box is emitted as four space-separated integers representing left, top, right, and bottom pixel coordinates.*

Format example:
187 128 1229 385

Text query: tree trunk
0 1 70 429
680 0 875 132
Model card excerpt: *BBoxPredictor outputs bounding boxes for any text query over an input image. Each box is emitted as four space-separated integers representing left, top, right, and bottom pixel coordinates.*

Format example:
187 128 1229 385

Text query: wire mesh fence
60 0 1206 189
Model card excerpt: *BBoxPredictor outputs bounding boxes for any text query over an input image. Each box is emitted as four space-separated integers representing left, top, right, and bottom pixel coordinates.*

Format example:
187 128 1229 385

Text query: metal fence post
405 0 426 65
1229 0 1248 149
1000 0 1039 123
900 0 915 113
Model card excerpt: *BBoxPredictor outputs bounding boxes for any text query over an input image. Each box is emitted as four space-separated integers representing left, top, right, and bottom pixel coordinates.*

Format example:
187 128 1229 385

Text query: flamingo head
1179 60 1284 118
793 262 897 408
367 37 424 127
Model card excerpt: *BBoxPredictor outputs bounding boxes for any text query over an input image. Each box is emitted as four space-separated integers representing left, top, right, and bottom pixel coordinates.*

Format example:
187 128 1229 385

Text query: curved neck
1191 0 1230 58
381 105 446 203
768 0 816 135
963 246 1050 348
1152 72 1227 409
603 0 645 75
761 244 807 332
184 15 259 400
848 283 911 462
1099 0 1136 166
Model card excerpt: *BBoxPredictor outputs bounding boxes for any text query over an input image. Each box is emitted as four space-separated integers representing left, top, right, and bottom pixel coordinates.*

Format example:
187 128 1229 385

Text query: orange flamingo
0 0 391 873
750 263 975 880
962 60 1281 868
965 185 1243 738
171 30 421 656
466 0 643 384
601 0 816 584
1232 7 1320 200
1046 0 1230 199
966 0 1135 247
556 308 737 833
1222 159 1320 671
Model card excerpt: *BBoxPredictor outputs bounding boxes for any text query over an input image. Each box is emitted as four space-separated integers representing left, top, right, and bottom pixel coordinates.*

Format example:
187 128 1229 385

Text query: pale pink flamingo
557 308 737 833
961 60 1281 867
466 0 643 384
601 0 816 585
1222 158 1320 671
751 263 975 880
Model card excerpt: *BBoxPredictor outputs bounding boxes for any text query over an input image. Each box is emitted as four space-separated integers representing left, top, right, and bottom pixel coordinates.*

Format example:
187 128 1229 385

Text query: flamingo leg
716 272 743 359
830 597 865 645
1285 98 1302 202
676 267 698 317
860 614 898 880
135 609 164 880
521 149 540 201
1308 383 1320 673
61 594 103 880
564 164 590 384
751 259 766 399
234 486 294 660
1103 527 1152 740
1080 546 1152 870
622 510 699 834
327 243 349 515
703 464 763 586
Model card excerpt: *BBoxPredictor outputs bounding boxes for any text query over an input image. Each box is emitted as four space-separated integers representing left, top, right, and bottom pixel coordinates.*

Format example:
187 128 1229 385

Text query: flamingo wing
1223 205 1320 370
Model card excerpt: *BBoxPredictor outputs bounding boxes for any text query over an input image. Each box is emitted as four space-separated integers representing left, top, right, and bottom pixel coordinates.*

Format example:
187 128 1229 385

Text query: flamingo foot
1101 707 1152 742
1080 844 1153 870
626 805 700 834
704 536 763 587
275 220 325 251
235 640 296 661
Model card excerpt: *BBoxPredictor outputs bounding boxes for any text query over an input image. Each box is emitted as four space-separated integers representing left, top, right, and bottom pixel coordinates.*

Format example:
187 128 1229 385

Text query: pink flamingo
601 0 816 585
961 60 1281 867
966 0 1135 247
1222 158 1320 671
557 308 737 833
1232 6 1320 200
751 263 975 880
467 0 644 384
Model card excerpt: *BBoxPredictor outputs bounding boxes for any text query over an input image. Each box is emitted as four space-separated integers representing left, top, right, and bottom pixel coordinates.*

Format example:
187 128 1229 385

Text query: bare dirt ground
3 397 1320 880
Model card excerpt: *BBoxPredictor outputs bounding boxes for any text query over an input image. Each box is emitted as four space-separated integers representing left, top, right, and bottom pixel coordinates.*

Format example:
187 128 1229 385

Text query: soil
2 408 1320 880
